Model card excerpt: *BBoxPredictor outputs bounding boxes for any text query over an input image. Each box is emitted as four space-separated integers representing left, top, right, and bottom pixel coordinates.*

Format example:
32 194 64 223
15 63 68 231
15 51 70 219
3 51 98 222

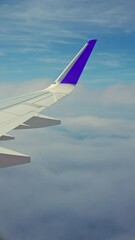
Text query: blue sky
0 0 135 240
0 0 134 87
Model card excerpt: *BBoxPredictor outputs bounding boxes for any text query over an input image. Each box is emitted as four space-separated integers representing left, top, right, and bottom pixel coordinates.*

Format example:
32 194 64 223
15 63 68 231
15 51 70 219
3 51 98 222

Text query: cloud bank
0 80 135 240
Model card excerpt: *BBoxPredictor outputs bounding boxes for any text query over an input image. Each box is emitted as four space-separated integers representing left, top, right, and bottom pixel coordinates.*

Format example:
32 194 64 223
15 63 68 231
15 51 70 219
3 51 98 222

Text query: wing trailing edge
15 114 61 129
0 134 15 141
0 147 30 168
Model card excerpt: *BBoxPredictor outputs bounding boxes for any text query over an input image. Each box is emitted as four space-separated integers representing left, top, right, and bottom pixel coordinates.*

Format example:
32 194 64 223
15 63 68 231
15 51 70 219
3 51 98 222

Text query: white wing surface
0 39 97 168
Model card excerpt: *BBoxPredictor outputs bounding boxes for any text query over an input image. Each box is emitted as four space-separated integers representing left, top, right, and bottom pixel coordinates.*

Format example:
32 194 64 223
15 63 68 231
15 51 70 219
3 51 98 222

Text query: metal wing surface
0 39 97 168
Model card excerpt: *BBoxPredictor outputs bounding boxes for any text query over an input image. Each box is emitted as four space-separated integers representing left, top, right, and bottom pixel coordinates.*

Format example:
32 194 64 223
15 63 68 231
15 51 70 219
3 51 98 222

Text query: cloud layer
0 80 135 240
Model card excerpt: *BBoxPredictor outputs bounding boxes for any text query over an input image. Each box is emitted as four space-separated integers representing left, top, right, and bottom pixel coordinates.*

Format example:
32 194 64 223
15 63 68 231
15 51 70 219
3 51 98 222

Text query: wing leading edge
0 39 97 168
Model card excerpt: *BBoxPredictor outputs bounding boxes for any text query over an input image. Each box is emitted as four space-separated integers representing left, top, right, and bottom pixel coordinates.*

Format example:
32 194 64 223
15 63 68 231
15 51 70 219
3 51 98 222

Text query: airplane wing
0 39 97 168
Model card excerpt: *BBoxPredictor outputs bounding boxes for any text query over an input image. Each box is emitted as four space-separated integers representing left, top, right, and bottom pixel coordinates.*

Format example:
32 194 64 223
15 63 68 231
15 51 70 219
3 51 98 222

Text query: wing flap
15 114 61 129
0 111 38 137
0 134 15 141
0 147 30 168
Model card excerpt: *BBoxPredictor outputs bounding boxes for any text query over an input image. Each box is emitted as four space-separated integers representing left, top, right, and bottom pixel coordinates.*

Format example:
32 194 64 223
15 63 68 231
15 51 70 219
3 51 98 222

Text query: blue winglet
60 39 97 85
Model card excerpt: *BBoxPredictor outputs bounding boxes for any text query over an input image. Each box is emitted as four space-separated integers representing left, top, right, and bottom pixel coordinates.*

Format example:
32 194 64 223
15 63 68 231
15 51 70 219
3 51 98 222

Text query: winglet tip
88 39 97 45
